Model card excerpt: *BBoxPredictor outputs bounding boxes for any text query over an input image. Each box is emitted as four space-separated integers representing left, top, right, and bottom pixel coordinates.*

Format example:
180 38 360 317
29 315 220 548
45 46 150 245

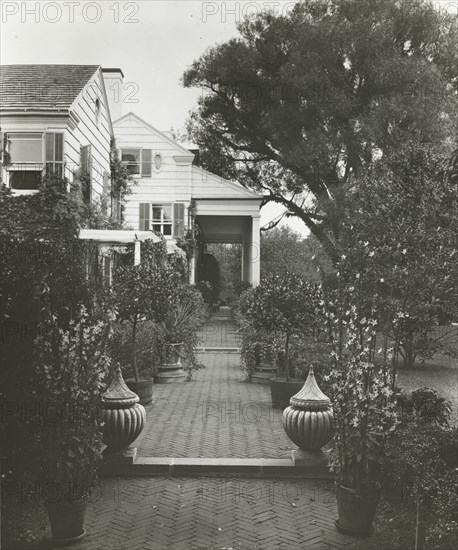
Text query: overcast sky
2 1 454 236
1 0 306 233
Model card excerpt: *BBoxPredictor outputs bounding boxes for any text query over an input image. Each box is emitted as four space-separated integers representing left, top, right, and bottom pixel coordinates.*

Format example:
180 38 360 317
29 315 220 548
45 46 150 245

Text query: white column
241 222 249 283
134 240 141 265
249 215 261 286
189 256 196 284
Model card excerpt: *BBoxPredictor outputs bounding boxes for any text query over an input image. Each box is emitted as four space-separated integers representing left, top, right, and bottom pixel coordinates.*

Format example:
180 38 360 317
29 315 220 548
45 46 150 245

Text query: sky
2 1 454 236
1 0 305 234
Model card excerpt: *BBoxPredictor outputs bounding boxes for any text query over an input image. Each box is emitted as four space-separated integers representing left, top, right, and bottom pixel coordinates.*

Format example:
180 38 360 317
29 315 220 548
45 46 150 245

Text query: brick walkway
64 477 377 550
137 331 294 458
49 320 381 549
197 318 241 348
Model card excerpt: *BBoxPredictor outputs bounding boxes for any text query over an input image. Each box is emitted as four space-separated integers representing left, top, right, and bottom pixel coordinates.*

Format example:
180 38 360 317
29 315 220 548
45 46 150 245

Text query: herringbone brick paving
66 477 379 550
136 320 293 459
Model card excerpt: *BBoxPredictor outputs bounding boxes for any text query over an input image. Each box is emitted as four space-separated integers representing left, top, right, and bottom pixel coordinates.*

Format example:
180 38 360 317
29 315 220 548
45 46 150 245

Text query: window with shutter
139 203 150 231
173 203 185 237
80 145 92 203
141 149 152 177
103 171 109 196
152 204 172 235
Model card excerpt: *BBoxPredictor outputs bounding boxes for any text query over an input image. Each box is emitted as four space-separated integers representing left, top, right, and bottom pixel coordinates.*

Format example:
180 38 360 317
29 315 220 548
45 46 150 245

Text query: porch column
189 256 196 284
241 221 250 283
249 215 261 286
134 240 141 265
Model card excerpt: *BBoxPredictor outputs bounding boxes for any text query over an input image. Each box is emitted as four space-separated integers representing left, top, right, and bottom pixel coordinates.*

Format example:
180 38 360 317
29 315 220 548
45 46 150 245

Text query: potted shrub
110 261 158 404
239 326 280 384
326 297 398 536
156 286 206 382
238 273 323 408
34 309 111 544
109 321 156 403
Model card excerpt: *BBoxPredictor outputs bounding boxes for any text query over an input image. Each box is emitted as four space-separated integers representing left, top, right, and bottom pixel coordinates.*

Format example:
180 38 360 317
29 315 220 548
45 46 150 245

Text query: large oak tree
183 0 458 262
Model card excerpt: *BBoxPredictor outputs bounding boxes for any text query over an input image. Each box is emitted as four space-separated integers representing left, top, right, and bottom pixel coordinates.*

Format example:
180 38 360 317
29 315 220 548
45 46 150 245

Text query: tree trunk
132 318 140 382
285 332 290 382
402 332 416 368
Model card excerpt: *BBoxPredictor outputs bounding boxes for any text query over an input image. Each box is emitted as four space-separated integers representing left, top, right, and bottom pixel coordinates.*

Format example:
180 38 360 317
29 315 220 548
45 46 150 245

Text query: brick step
99 455 332 479
196 347 240 353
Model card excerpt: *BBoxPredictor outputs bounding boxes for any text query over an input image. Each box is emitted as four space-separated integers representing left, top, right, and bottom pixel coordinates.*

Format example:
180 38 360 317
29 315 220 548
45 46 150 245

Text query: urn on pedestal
156 342 186 383
282 366 333 452
101 366 146 451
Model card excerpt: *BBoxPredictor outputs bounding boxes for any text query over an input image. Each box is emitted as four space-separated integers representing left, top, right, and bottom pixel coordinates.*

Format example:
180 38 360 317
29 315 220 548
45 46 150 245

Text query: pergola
78 229 183 264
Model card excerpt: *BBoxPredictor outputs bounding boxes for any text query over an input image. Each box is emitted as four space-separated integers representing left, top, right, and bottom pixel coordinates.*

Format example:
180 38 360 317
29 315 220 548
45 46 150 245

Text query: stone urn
156 342 186 383
282 366 333 451
101 366 146 451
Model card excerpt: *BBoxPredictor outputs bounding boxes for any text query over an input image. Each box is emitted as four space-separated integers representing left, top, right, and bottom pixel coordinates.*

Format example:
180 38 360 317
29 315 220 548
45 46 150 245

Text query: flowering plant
326 268 398 490
33 307 113 501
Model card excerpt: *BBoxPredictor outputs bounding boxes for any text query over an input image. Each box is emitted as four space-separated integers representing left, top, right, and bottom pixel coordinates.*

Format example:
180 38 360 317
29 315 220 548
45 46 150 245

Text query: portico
193 199 262 287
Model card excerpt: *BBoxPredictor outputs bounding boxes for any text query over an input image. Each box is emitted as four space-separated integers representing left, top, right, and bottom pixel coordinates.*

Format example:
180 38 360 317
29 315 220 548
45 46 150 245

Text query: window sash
141 203 185 237
122 149 140 174
8 133 43 163
121 149 153 177
9 171 42 190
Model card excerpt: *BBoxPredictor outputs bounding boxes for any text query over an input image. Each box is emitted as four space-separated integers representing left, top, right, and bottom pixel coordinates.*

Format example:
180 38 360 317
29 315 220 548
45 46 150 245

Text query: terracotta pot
282 367 333 451
335 483 381 536
44 498 87 544
270 378 304 409
101 367 146 451
126 378 153 405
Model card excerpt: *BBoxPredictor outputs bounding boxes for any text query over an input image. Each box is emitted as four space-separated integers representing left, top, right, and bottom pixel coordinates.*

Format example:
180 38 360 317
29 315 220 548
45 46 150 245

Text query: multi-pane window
152 204 173 236
121 149 152 177
139 203 185 237
45 133 64 177
6 132 64 190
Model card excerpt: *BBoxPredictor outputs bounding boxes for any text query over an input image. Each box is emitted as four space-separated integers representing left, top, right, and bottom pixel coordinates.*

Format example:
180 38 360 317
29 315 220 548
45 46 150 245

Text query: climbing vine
176 199 200 262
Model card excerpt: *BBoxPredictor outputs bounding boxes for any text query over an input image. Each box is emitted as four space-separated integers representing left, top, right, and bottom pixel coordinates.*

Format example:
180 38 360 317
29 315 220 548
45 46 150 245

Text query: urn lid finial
289 366 331 410
101 365 140 408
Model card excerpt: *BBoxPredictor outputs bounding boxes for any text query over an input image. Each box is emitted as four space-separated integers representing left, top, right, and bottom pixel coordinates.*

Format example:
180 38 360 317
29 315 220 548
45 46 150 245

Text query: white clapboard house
0 64 262 286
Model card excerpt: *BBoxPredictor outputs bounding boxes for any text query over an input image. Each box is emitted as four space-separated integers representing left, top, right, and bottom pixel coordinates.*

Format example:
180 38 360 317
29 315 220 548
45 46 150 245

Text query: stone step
99 455 331 479
196 347 240 354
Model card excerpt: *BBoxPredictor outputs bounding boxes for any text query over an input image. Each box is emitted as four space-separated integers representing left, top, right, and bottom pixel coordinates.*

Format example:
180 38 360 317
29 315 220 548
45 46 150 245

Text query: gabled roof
113 112 195 158
192 165 261 200
0 64 99 111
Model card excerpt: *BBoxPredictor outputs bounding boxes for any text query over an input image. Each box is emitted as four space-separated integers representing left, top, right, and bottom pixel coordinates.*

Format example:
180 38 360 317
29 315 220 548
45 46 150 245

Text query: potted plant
156 287 206 383
238 273 323 408
326 294 398 536
34 309 111 544
110 261 156 404
239 326 280 384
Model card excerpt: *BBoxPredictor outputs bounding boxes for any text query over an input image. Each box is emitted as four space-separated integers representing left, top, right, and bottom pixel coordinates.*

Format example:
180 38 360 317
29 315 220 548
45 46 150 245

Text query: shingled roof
0 64 99 112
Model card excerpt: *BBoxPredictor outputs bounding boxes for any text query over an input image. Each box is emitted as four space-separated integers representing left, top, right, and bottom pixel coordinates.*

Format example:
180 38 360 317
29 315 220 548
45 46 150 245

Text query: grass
396 353 458 423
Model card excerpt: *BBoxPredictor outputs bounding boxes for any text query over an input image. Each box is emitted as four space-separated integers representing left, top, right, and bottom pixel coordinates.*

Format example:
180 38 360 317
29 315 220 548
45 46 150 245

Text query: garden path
136 318 293 458
63 477 380 550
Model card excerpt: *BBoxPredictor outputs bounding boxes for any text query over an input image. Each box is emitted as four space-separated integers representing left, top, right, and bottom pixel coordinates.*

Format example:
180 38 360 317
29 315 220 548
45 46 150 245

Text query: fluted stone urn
101 366 146 451
282 366 333 452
